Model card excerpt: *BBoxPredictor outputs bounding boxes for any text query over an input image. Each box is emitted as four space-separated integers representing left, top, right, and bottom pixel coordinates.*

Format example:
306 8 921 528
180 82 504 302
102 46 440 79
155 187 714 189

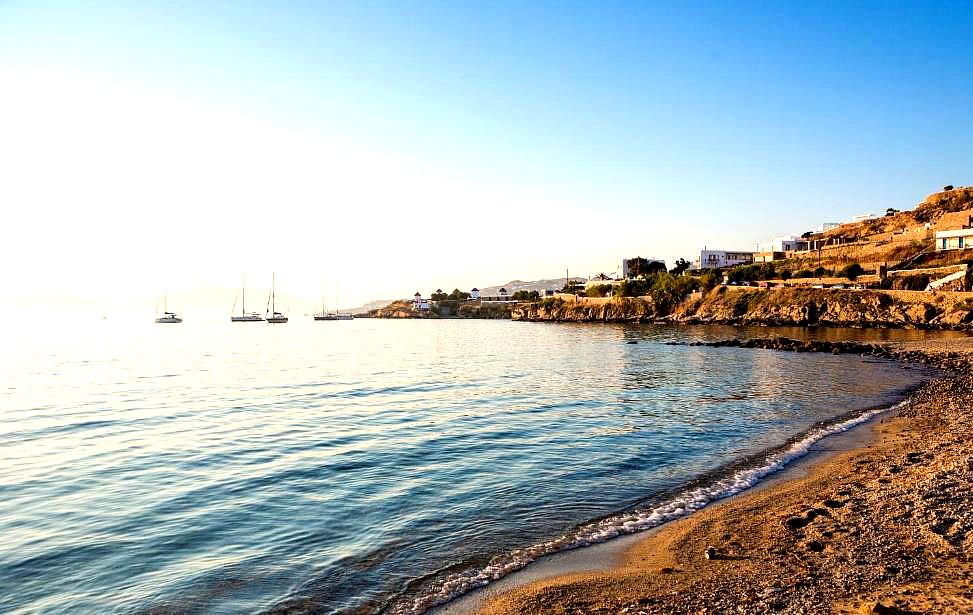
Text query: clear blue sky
1 1 970 308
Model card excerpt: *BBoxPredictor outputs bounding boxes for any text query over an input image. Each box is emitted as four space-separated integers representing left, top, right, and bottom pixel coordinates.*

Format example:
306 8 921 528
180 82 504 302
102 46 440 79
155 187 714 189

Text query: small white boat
155 294 182 323
231 277 264 322
266 273 288 324
155 311 183 324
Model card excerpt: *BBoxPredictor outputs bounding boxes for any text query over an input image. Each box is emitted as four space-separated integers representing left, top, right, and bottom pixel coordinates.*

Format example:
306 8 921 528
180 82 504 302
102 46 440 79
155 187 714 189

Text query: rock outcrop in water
667 336 973 372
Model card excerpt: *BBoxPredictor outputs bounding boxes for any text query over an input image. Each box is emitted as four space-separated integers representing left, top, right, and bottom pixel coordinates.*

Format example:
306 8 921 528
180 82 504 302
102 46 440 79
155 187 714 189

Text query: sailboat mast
272 273 276 314
242 277 246 315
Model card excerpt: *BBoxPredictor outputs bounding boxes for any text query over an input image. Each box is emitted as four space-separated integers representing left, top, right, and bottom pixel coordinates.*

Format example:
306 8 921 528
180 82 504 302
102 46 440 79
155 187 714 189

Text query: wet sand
463 339 973 615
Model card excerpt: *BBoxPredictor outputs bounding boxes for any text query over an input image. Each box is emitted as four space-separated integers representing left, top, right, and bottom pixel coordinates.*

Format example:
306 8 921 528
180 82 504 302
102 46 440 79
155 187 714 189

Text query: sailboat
266 273 288 323
314 283 352 321
231 277 264 322
155 294 183 323
313 290 338 321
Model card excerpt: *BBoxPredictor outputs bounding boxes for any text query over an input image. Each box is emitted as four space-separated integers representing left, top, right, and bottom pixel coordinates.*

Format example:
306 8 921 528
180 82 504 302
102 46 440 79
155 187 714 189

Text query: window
960 237 965 249
943 238 948 249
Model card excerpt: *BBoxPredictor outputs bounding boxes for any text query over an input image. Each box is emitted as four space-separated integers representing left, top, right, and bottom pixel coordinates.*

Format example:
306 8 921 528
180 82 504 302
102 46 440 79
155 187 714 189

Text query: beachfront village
397 186 973 321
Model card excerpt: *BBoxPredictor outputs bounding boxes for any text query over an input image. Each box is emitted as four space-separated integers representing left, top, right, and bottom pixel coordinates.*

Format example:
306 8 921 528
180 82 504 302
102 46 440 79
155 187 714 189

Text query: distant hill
346 299 400 315
479 277 585 295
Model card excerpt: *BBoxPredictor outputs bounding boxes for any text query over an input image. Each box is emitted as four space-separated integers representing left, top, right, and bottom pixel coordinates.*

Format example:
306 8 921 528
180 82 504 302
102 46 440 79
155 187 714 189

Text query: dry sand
469 339 973 615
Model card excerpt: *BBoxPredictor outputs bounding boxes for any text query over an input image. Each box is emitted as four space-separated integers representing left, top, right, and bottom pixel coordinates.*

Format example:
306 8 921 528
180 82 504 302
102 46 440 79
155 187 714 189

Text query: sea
0 318 959 615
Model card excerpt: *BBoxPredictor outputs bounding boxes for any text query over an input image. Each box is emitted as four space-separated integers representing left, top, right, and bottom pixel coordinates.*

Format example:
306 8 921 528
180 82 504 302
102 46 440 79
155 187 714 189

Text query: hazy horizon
2 2 971 311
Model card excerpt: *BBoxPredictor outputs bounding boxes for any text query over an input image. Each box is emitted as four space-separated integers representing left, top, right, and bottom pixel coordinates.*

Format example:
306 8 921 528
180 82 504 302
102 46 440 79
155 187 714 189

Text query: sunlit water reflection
0 319 957 614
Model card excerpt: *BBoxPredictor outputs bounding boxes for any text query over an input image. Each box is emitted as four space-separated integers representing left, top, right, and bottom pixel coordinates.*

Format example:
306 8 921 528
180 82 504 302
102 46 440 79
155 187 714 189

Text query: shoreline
435 338 973 615
431 405 892 615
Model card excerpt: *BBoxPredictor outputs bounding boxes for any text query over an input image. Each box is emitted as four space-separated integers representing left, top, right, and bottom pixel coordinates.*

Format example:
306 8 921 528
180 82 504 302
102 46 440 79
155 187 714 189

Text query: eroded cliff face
671 288 973 328
511 297 657 322
512 289 973 329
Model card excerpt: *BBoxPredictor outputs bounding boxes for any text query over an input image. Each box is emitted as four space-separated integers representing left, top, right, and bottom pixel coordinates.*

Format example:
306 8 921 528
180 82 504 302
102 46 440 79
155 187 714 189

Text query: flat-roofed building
694 249 755 270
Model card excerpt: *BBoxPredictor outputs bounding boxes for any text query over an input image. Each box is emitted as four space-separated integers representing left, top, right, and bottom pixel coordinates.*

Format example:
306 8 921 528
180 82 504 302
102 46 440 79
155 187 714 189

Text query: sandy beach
468 339 973 615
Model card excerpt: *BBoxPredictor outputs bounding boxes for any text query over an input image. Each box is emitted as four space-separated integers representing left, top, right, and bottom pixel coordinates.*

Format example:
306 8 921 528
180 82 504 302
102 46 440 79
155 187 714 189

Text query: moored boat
231 277 264 322
266 273 288 323
155 294 182 323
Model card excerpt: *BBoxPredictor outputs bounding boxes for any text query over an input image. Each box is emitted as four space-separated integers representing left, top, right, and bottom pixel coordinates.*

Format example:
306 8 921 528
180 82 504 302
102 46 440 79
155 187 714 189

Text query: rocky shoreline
473 339 973 615
666 336 972 372
511 288 973 330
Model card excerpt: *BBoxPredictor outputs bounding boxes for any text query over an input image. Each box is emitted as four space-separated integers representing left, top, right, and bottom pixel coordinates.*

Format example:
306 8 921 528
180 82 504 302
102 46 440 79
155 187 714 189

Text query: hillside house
936 229 973 251
755 235 801 262
935 209 973 251
470 288 481 300
694 249 755 270
480 288 515 302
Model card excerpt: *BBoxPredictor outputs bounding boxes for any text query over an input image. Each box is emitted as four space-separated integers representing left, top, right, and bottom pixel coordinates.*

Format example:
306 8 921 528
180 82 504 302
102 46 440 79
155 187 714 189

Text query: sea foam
392 399 908 614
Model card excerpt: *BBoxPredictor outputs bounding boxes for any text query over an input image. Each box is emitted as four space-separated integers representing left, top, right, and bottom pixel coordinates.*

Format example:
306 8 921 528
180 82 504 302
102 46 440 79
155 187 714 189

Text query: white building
470 288 481 300
850 213 878 223
936 228 973 251
817 222 841 232
694 249 755 270
757 235 801 254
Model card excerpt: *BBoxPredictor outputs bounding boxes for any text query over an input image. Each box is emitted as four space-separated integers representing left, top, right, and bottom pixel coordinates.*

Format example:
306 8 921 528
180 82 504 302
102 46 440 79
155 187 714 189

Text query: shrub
838 263 864 281
795 269 814 278
584 285 612 298
512 290 540 301
700 270 721 291
780 270 792 280
814 266 829 277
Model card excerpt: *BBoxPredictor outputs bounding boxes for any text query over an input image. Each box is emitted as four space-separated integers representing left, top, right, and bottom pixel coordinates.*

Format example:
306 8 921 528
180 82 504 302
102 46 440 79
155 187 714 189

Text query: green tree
669 258 691 275
625 257 666 278
512 290 540 301
585 285 612 298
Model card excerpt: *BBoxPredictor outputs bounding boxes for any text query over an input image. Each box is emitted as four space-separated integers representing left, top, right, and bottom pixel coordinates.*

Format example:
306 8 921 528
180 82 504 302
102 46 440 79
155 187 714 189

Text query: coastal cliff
511 288 973 329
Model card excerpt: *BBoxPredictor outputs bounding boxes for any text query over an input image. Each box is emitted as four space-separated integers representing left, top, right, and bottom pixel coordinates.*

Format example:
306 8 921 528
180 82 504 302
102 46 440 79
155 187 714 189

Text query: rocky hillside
512 289 973 329
512 298 656 323
767 185 973 275
671 287 973 328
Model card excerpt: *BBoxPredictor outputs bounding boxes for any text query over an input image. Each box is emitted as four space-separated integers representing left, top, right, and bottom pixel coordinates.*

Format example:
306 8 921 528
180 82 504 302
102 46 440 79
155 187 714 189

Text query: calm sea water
0 319 953 615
